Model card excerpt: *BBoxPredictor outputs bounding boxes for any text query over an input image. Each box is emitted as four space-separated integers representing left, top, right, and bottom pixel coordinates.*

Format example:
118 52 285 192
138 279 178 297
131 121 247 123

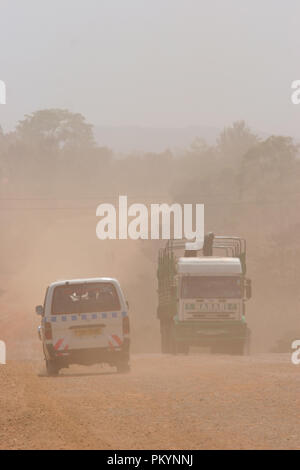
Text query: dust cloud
0 209 163 359
0 117 299 359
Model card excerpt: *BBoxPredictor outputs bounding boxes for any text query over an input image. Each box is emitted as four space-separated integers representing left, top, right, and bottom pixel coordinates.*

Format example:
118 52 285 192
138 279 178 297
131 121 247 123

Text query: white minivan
36 278 130 376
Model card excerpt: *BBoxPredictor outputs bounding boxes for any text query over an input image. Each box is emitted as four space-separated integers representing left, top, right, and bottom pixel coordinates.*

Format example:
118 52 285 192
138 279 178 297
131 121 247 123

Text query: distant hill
93 126 220 154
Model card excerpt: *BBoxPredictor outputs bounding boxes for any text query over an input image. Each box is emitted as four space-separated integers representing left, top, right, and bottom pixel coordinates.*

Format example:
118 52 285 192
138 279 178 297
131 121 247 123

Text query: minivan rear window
52 283 121 315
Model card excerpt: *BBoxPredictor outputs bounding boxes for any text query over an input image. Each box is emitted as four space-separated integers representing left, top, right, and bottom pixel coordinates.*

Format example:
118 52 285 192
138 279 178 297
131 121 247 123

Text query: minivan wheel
46 359 60 377
116 362 130 374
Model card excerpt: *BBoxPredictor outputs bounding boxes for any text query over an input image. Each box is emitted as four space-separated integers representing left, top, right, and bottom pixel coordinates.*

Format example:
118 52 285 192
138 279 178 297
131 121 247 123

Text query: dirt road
0 353 299 450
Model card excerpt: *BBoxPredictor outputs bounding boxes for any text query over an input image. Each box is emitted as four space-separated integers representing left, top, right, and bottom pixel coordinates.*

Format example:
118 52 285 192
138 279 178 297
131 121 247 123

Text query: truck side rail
159 234 247 274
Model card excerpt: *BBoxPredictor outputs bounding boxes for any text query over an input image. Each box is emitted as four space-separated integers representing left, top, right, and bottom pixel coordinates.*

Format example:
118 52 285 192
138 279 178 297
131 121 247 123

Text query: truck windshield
181 276 242 299
52 283 121 314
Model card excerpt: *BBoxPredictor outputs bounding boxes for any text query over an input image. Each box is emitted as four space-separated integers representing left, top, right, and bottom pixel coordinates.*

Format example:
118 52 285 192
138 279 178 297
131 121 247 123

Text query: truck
157 233 252 355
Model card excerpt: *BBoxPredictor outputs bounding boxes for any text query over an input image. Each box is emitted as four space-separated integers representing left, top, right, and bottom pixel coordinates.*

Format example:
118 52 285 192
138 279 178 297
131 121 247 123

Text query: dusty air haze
0 0 299 451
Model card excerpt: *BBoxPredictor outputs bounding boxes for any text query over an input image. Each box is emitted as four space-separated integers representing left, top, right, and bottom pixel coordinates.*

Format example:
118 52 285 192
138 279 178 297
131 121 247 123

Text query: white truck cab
178 257 244 322
36 277 130 376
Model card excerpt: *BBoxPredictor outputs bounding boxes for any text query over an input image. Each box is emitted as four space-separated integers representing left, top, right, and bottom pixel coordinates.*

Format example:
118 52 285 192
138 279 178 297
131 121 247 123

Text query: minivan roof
49 277 119 288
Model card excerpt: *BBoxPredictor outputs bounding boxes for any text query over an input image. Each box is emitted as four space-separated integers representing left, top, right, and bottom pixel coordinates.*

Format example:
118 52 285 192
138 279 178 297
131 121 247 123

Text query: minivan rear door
48 282 125 352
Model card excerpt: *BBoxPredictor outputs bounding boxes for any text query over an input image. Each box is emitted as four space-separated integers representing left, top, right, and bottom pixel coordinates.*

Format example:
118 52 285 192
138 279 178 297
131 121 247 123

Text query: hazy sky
0 0 300 136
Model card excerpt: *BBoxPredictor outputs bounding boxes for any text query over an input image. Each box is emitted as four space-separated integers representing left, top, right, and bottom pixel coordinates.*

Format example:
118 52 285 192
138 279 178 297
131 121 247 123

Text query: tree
217 121 258 163
243 136 298 174
16 109 95 151
238 135 299 199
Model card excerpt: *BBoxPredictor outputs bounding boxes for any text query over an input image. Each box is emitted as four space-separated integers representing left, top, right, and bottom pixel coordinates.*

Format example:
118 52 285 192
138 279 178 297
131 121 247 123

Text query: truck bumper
173 320 248 346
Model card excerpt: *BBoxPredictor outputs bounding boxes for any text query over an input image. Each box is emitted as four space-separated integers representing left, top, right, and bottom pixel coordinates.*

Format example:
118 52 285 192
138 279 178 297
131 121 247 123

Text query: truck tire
230 342 245 355
46 359 60 377
161 321 173 354
231 329 251 356
211 343 226 354
244 328 251 356
169 325 178 355
169 327 189 355
161 325 169 354
176 342 189 355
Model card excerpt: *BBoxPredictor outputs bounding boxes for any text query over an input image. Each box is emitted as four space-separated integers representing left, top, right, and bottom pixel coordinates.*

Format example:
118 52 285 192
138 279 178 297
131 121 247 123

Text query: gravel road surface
0 354 299 450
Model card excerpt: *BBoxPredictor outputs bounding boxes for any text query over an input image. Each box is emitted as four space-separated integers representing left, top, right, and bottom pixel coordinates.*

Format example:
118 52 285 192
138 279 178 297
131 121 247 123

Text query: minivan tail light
44 322 53 340
122 316 130 335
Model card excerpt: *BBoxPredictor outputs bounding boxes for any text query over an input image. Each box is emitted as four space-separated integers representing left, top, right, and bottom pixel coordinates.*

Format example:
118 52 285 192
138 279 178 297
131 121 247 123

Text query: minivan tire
46 359 60 377
116 362 130 374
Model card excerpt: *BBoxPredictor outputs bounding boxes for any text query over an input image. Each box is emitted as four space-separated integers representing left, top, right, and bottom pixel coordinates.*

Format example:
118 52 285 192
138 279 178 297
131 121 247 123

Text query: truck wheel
161 325 169 354
211 343 225 354
161 322 173 354
46 360 60 377
116 362 130 374
177 342 189 355
169 326 178 355
169 328 189 355
244 329 251 356
230 341 245 356
231 329 251 356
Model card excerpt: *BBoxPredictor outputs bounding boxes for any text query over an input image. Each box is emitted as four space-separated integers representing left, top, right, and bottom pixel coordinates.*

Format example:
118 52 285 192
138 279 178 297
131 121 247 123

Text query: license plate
74 327 102 337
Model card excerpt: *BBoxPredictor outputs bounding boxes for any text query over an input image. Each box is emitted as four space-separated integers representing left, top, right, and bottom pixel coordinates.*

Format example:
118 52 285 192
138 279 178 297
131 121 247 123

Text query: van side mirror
245 279 252 299
36 305 44 316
